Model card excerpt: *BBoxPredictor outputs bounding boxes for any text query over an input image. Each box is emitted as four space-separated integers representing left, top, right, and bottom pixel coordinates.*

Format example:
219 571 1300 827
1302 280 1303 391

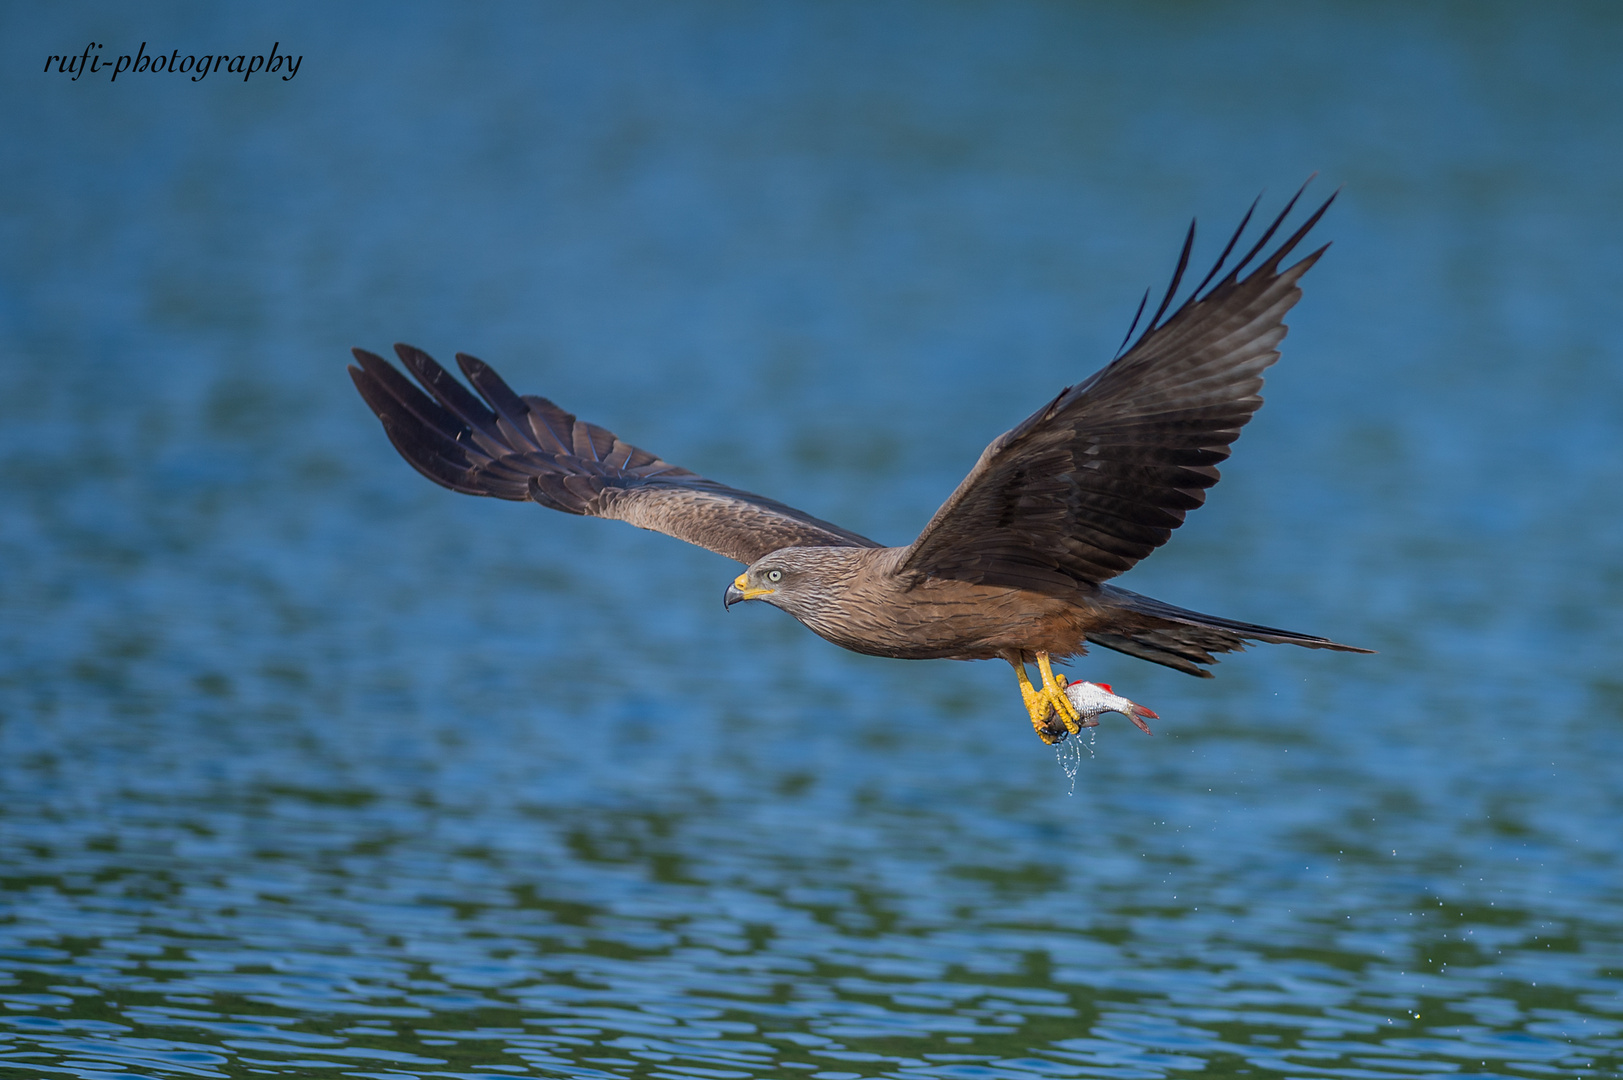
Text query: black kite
350 185 1369 744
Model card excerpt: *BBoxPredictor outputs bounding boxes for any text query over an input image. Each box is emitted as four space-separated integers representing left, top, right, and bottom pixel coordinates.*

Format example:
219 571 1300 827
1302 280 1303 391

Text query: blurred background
2 4 1621 1078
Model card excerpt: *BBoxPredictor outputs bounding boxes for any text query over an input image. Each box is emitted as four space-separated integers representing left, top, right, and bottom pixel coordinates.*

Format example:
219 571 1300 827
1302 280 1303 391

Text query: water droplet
1053 727 1098 794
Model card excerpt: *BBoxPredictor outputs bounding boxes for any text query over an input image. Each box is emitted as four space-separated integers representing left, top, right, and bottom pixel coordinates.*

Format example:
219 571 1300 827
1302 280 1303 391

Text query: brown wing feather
349 344 881 564
900 185 1335 592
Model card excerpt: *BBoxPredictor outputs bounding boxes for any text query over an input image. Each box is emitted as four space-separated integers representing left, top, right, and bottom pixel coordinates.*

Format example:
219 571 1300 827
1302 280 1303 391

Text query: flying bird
349 184 1370 745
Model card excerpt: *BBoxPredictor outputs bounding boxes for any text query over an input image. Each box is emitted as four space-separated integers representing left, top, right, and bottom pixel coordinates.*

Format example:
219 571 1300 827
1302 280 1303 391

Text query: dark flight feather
899 183 1338 592
1113 288 1151 360
349 345 881 564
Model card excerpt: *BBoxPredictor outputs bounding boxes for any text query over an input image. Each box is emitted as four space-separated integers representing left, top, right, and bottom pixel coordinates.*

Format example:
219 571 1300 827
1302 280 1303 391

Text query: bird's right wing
349 345 883 565
900 185 1334 594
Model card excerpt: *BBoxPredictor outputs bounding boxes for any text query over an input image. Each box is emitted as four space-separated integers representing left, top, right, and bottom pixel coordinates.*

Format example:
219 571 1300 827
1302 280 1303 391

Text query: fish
1042 676 1159 741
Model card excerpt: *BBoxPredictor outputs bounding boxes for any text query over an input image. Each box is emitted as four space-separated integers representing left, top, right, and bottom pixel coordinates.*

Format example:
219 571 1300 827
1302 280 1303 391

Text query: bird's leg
1013 662 1061 744
1012 662 1064 747
1037 652 1083 734
1011 654 1083 744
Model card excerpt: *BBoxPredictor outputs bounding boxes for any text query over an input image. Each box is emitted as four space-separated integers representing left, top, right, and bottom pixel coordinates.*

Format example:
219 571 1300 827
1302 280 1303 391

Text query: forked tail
1086 585 1372 678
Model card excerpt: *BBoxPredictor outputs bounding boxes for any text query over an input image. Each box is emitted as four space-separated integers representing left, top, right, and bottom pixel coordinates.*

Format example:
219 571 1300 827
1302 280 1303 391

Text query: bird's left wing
900 185 1334 593
350 345 882 565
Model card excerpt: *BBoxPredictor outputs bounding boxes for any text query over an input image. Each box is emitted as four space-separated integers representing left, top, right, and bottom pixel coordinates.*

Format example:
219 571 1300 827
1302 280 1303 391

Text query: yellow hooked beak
723 572 775 609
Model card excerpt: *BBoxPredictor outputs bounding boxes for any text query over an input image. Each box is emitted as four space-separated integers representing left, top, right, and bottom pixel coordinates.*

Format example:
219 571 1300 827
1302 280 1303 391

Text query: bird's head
724 560 791 611
723 548 853 617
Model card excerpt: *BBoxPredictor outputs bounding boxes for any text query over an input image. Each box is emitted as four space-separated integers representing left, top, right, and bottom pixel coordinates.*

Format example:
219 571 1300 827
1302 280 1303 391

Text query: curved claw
1037 653 1081 732
1013 654 1083 744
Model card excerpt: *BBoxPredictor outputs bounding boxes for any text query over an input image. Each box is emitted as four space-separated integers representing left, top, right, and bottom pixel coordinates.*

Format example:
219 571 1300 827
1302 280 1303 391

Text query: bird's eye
766 569 783 583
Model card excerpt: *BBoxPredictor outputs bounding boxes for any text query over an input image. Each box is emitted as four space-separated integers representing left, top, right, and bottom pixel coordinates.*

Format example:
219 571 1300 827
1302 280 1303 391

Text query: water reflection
4 2 1623 1079
2 721 1618 1079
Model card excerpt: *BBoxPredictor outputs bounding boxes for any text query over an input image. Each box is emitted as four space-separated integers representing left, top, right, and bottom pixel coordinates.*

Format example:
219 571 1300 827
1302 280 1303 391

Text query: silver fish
1042 677 1158 741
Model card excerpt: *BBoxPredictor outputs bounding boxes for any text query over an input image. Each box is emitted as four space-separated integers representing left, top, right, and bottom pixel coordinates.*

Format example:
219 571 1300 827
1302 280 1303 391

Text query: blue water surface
3 4 1622 1079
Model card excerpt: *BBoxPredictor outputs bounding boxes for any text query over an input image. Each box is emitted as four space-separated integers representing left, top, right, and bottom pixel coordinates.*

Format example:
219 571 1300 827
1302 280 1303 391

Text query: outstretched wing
901 184 1335 593
349 344 882 564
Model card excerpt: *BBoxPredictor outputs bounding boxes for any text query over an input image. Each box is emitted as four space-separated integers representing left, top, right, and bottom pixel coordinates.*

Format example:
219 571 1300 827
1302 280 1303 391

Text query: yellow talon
1013 652 1081 744
1037 652 1082 731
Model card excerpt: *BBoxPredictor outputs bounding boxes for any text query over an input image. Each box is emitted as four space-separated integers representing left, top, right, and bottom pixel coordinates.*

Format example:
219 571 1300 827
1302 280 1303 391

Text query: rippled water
4 4 1623 1079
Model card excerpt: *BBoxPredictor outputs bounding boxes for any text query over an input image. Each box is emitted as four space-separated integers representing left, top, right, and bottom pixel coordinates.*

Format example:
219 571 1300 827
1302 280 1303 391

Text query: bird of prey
349 184 1370 745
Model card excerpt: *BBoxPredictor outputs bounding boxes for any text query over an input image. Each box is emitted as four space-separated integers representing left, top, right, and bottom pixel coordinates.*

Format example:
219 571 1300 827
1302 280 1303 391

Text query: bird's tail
1085 585 1372 678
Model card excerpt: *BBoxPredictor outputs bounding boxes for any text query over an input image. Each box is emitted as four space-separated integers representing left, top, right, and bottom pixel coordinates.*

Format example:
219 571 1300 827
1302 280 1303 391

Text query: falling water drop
1055 737 1081 794
1053 727 1098 795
